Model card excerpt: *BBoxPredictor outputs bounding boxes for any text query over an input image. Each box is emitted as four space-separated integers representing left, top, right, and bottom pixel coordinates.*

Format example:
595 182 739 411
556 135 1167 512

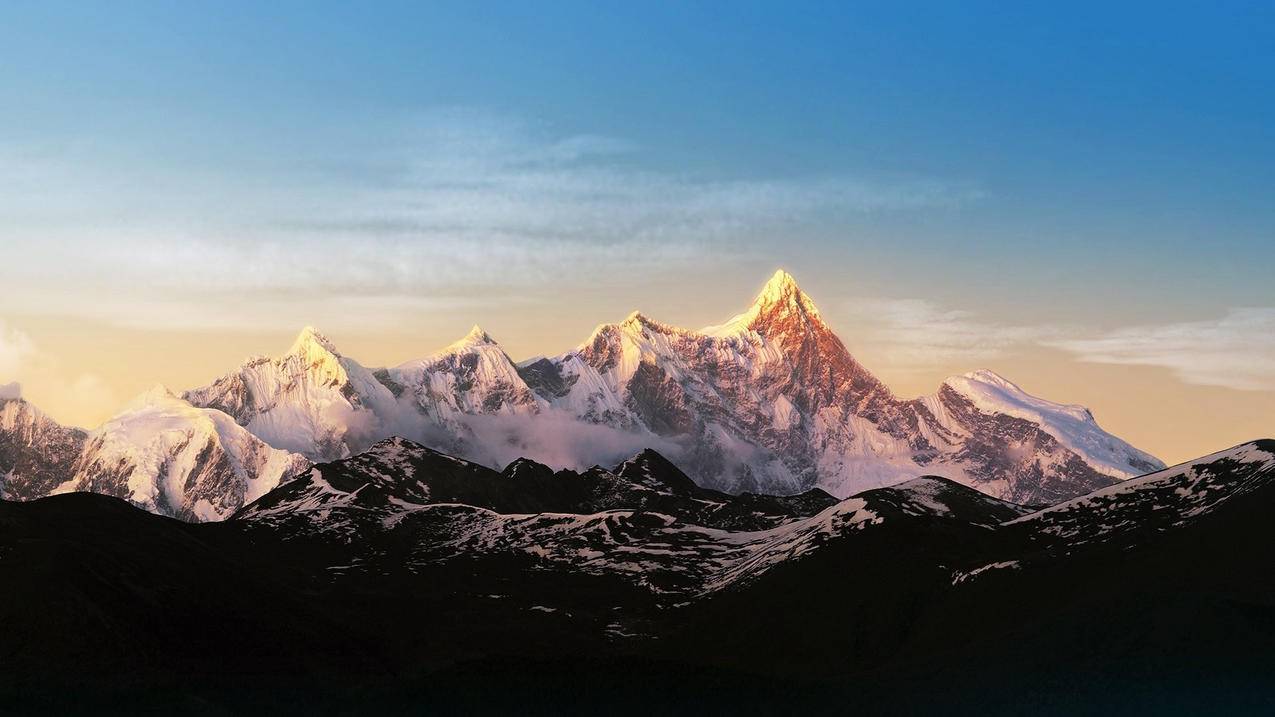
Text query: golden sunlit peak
700 269 819 337
466 324 494 342
752 268 823 323
767 268 798 287
446 325 497 351
757 268 804 304
288 326 339 356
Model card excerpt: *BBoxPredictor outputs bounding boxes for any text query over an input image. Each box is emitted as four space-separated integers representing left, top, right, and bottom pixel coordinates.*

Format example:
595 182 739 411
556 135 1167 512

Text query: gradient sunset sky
1 2 1272 464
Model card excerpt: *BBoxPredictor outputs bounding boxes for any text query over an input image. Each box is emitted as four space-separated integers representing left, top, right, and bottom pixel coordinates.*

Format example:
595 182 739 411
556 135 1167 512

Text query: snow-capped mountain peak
944 369 1092 422
397 326 506 371
620 310 649 330
755 268 820 315
282 326 350 388
937 369 1162 480
445 324 498 351
702 268 825 338
619 311 685 338
289 325 341 356
388 325 544 429
65 390 310 521
574 312 683 358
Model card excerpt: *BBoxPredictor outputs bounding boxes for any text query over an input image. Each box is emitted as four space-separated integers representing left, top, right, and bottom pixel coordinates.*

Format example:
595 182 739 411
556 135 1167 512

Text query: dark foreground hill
2 439 1274 715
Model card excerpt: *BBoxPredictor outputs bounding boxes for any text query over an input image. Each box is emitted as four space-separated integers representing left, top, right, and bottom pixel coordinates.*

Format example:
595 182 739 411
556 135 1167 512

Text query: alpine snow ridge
65 386 311 521
1 270 1165 519
1 383 310 520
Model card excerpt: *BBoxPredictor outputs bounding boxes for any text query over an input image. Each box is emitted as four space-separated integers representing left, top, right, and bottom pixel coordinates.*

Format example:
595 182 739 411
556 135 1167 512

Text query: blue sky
0 1 1273 459
3 2 1272 309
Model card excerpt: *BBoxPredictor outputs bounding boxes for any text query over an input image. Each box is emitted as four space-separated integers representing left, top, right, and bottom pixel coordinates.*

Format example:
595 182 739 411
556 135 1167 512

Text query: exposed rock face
0 387 87 500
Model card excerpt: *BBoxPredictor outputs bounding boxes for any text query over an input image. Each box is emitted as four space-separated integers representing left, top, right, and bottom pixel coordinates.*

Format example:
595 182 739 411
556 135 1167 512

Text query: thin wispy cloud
0 110 981 331
0 320 116 425
842 298 1058 371
1049 308 1275 392
844 297 1275 394
0 321 36 377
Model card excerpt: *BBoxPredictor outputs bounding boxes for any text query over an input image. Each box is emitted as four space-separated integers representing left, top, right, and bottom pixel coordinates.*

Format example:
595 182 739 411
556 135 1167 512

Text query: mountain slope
0 383 87 500
63 386 310 520
1002 438 1275 548
3 439 1271 713
238 437 837 536
668 439 1275 708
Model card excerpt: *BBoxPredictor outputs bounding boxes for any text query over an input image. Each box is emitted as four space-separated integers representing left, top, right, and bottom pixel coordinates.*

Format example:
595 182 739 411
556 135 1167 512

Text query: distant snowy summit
1 383 308 521
0 269 1165 520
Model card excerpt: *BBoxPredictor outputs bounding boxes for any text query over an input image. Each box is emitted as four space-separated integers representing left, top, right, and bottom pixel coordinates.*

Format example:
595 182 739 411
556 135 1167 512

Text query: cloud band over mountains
848 299 1275 393
1047 308 1275 392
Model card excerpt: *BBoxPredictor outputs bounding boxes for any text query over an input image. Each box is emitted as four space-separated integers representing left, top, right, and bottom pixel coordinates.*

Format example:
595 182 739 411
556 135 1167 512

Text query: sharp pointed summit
750 268 826 326
288 325 340 357
446 324 497 351
702 268 825 337
756 268 806 305
390 323 544 428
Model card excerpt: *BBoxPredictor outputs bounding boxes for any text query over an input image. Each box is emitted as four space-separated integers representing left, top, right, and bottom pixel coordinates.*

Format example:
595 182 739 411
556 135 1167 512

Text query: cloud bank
1048 308 1275 392
0 321 35 378
842 298 1060 371
845 297 1275 393
0 320 117 426
453 412 686 473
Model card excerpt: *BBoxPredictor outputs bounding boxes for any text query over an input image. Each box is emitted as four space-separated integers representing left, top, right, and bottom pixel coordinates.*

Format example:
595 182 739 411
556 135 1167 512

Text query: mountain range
3 436 1272 713
0 270 1163 521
